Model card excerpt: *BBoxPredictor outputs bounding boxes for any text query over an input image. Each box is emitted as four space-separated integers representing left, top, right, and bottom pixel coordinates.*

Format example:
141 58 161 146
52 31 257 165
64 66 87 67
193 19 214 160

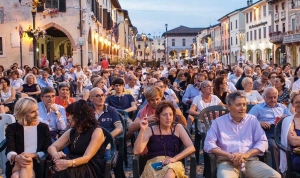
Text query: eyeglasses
92 94 105 98
43 95 56 99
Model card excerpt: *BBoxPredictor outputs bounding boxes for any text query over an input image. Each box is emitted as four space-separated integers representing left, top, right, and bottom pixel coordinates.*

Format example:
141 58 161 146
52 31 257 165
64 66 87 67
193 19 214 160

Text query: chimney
165 24 168 32
247 0 253 6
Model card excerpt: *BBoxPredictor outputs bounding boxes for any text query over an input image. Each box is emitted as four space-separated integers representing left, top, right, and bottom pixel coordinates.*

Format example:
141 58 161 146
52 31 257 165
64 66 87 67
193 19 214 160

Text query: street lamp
236 32 245 52
141 33 147 65
20 0 45 67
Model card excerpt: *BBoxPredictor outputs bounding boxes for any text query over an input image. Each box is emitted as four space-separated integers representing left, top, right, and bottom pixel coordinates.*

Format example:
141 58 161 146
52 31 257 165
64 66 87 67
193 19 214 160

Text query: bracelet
72 159 76 167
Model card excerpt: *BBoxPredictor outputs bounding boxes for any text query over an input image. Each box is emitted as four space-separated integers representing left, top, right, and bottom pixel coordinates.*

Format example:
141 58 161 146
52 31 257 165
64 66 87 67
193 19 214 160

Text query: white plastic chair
0 114 16 176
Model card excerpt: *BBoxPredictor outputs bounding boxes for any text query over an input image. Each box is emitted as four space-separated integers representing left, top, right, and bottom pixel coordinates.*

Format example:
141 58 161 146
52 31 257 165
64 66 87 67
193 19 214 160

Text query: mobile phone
151 161 163 170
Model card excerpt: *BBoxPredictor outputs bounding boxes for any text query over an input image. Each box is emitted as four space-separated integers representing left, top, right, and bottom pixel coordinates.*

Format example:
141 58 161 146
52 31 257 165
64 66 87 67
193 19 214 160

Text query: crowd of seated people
1 59 300 178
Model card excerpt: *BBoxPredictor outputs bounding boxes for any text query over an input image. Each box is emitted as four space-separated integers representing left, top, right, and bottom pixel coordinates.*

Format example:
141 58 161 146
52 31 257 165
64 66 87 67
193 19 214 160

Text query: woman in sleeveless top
18 74 41 100
0 77 16 112
48 100 106 177
134 101 195 178
287 92 300 172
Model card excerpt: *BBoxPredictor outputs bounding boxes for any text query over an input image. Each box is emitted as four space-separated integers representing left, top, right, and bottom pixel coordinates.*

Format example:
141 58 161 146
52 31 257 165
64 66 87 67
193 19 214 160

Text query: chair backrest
246 104 255 113
274 117 284 147
198 105 229 132
0 114 16 176
116 109 129 120
100 127 116 160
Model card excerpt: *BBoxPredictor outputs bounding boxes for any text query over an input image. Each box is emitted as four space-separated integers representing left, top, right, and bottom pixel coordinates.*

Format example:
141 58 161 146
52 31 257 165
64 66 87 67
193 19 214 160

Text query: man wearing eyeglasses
38 87 67 140
89 87 125 177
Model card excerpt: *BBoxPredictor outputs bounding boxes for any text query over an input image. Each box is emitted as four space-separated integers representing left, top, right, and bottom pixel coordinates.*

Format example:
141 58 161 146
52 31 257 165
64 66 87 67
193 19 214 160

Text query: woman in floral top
275 75 290 105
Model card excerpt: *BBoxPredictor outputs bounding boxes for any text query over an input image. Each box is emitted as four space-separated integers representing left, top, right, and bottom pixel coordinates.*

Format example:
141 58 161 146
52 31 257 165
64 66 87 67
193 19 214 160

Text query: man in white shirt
259 59 268 70
212 56 218 65
60 54 67 66
125 74 140 101
178 58 184 66
228 67 243 85
237 52 245 67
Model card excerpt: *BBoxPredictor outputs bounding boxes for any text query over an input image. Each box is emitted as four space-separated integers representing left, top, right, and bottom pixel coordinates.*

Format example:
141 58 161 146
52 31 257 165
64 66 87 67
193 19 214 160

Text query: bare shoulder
92 128 104 139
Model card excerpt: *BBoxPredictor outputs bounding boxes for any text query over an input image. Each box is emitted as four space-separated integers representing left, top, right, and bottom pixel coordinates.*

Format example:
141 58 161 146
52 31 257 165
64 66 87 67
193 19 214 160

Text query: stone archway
42 22 76 50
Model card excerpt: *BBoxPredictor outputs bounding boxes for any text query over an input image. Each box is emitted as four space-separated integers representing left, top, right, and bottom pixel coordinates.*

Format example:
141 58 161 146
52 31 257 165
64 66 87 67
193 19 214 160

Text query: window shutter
95 1 99 21
103 9 108 28
37 0 44 12
59 0 66 12
107 12 111 30
99 6 102 24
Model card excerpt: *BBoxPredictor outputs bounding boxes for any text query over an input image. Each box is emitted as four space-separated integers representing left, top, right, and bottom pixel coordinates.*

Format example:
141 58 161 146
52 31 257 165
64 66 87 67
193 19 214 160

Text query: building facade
162 26 203 63
228 9 246 65
242 0 273 64
135 34 153 63
0 0 135 68
219 16 231 65
283 0 300 66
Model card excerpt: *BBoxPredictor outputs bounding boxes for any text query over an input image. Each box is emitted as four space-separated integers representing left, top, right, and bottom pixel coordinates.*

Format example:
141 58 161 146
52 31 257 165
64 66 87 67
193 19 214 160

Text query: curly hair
155 101 176 121
66 100 98 133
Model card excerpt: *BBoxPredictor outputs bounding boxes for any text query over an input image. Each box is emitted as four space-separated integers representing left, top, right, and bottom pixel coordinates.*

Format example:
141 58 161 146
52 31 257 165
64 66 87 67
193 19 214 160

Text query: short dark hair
155 101 176 120
226 91 246 106
41 86 56 96
0 77 10 86
112 77 125 85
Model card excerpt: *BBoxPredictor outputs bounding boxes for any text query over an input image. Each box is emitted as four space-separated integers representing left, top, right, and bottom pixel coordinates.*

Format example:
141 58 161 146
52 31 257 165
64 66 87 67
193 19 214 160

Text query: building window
231 22 232 30
0 7 3 24
283 23 286 32
172 39 175 46
250 31 253 41
182 39 186 46
247 32 249 41
254 10 256 20
236 36 238 44
282 2 285 10
236 20 238 29
46 0 58 8
263 27 267 38
263 5 266 17
275 5 278 13
246 13 249 23
269 25 272 33
259 28 261 39
276 25 279 32
231 37 233 45
254 30 257 40
292 18 295 31
0 37 3 55
250 12 252 22
138 44 140 49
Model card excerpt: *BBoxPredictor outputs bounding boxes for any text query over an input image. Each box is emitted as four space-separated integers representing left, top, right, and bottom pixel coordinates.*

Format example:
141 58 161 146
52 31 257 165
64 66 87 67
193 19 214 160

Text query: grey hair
200 80 211 89
262 86 278 98
226 91 246 105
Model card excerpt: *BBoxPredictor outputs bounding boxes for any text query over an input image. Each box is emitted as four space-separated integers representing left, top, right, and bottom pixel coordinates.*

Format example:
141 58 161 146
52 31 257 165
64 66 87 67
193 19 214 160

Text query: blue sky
119 0 258 36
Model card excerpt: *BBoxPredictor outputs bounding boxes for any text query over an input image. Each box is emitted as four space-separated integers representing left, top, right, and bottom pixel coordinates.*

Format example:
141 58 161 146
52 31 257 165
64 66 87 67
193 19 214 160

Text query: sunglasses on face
93 94 105 98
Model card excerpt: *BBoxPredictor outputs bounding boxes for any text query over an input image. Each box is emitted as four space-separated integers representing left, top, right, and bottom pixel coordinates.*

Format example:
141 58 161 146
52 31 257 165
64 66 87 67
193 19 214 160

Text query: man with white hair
228 67 243 85
249 87 291 170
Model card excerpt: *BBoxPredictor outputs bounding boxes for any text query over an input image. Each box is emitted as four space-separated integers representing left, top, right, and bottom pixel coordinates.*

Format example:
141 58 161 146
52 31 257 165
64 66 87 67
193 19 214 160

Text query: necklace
73 132 81 148
158 124 179 157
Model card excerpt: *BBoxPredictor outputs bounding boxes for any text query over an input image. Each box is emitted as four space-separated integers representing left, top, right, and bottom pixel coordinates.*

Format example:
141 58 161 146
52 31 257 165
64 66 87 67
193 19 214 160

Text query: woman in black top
17 74 41 100
213 76 229 104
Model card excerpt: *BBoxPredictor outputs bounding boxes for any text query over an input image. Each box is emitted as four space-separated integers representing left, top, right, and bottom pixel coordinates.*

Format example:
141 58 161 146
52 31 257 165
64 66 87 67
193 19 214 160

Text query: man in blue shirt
249 87 291 171
182 73 206 104
38 87 67 140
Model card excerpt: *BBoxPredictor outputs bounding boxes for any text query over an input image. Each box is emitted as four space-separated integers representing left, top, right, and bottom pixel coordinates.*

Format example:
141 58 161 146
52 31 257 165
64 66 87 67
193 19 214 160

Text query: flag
111 22 120 43
19 25 23 38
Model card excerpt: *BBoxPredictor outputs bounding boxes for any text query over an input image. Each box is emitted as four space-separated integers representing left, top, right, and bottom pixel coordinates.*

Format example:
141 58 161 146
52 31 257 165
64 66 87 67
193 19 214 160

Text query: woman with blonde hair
17 74 41 100
5 97 51 178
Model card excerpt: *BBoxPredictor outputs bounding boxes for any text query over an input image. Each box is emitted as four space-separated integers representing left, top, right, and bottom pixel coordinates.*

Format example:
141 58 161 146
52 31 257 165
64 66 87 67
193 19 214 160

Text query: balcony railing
274 13 279 21
281 10 285 19
269 31 283 44
283 30 300 44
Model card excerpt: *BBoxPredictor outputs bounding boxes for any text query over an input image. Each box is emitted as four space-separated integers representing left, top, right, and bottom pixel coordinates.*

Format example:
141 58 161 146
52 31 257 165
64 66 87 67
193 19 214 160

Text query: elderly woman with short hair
241 77 264 104
17 74 41 100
